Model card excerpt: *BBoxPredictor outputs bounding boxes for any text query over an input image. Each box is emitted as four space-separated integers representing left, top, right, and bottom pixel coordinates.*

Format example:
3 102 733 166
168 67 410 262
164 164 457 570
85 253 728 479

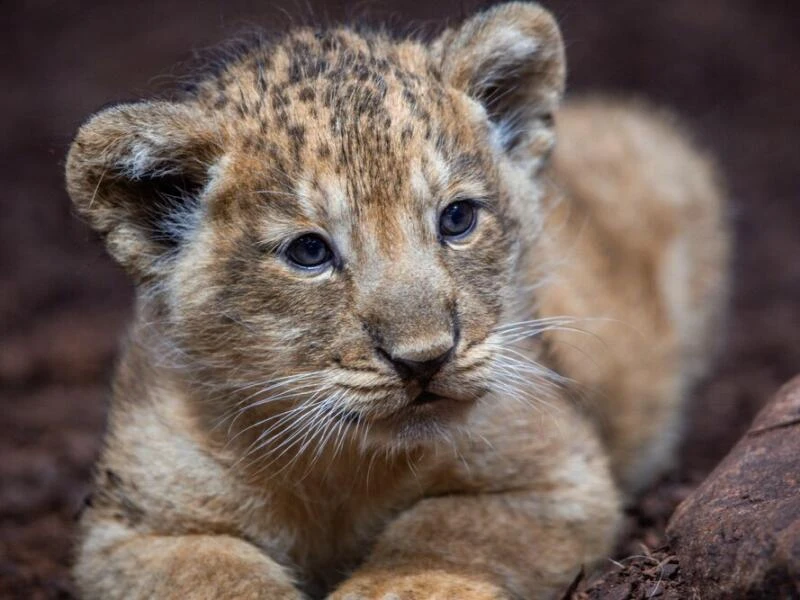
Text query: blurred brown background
3 1 799 597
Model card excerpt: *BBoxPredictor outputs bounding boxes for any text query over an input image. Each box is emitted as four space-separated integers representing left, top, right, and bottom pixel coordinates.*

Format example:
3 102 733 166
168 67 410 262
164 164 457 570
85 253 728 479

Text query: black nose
383 348 454 383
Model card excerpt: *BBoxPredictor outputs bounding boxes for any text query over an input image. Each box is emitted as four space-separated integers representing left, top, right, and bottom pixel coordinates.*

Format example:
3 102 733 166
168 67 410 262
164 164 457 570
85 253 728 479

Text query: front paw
328 568 508 600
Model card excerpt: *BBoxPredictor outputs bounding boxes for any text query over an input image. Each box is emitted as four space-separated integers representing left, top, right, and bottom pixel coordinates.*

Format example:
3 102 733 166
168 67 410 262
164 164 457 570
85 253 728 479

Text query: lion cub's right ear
66 101 221 281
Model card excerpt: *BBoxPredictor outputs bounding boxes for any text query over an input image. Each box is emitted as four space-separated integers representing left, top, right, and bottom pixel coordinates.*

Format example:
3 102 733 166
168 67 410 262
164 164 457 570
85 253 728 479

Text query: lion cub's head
66 3 564 449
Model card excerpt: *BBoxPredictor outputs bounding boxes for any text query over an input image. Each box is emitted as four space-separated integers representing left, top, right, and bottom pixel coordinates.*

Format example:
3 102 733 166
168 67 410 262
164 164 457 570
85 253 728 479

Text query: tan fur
65 3 729 599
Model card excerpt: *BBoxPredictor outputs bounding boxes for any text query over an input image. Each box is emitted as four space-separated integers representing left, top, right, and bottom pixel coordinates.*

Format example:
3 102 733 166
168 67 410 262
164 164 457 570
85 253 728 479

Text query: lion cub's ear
434 2 565 167
65 101 221 281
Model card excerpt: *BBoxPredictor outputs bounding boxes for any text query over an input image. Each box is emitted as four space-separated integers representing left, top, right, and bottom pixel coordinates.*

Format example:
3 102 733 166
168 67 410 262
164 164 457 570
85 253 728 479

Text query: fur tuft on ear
65 101 221 281
434 2 565 165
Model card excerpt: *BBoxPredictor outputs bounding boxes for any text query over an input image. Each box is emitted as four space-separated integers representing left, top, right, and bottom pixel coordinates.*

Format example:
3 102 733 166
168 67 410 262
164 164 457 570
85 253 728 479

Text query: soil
3 1 799 598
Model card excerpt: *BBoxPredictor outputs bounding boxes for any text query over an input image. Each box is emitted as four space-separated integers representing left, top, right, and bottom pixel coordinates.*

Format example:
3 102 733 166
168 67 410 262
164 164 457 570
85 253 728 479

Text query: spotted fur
65 3 729 599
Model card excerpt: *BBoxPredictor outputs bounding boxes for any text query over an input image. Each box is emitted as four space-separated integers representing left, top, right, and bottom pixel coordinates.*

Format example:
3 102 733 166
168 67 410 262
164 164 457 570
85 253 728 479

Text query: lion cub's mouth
331 383 479 437
411 391 447 405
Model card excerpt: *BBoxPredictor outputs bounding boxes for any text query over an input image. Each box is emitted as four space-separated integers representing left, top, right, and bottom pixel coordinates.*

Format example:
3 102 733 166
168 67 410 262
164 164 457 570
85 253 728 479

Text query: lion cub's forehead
191 27 492 213
193 27 446 130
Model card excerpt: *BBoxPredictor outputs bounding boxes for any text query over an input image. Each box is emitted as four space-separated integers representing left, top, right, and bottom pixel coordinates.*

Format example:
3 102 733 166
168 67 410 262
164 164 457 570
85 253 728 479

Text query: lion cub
66 3 729 598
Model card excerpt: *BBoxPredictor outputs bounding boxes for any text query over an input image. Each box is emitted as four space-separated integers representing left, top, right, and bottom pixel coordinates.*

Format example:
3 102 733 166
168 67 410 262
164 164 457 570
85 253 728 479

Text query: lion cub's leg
328 494 615 600
329 402 620 600
74 522 300 600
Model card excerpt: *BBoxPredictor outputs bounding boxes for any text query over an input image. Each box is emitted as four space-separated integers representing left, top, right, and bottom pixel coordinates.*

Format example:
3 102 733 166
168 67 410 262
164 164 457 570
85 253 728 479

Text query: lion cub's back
538 98 730 494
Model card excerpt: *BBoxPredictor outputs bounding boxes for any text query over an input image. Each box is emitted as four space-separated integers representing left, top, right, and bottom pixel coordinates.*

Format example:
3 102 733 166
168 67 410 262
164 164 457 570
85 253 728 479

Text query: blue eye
439 200 477 239
285 234 333 269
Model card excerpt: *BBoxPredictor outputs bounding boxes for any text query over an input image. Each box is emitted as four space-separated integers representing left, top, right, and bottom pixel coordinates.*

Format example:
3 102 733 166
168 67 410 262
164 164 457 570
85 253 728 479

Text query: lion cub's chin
362 393 477 445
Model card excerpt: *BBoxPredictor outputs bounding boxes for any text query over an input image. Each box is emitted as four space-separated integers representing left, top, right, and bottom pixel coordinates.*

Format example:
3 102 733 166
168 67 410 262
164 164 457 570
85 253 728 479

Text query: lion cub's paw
328 569 508 600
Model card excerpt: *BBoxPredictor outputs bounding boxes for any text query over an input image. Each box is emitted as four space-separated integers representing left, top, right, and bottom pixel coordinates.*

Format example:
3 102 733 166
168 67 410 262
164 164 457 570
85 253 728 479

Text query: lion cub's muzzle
378 341 456 405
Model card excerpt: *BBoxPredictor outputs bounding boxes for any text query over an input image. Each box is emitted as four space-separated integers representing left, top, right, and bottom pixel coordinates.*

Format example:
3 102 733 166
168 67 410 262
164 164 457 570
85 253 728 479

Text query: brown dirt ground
2 1 799 598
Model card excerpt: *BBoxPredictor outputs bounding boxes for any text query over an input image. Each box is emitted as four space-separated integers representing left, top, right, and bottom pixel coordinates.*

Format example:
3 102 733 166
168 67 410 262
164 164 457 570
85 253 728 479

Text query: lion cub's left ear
434 2 565 166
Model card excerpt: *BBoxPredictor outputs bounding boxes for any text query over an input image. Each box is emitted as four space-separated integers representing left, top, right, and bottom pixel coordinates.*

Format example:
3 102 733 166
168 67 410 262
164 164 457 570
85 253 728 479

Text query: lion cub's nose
379 341 455 383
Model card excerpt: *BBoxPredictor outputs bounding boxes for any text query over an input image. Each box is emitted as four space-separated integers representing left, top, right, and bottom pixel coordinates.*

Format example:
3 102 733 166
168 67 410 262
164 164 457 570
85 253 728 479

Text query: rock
659 562 678 580
667 375 800 598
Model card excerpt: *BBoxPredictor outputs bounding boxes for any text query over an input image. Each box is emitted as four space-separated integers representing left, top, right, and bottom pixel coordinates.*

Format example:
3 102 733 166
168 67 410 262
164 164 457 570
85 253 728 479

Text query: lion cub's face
66 4 564 446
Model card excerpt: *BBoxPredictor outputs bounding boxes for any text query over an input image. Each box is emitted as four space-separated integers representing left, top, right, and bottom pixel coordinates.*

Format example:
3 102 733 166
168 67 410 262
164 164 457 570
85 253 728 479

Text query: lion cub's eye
439 200 477 240
285 234 333 269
